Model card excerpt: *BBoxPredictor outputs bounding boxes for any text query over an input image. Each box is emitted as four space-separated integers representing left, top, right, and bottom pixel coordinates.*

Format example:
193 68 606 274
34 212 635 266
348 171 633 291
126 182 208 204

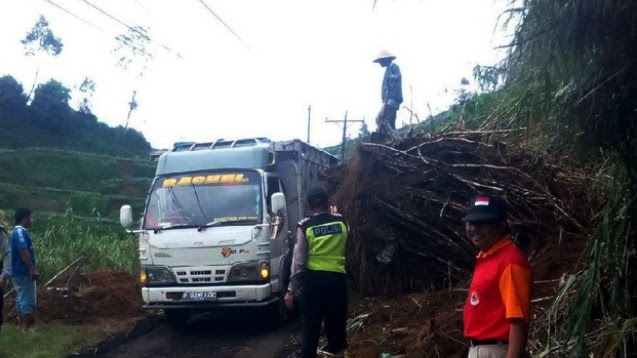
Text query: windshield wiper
197 219 257 232
153 224 198 233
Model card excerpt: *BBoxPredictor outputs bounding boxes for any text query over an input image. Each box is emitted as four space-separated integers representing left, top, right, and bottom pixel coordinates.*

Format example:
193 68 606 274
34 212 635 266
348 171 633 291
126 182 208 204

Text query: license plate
181 292 217 301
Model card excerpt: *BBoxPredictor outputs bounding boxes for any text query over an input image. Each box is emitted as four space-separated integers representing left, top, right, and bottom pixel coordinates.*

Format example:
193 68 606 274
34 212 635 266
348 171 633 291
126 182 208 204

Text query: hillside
0 148 154 224
0 73 156 226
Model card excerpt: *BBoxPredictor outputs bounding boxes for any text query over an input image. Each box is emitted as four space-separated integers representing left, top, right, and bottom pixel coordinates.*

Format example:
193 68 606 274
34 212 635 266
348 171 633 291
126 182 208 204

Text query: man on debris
284 188 349 358
0 220 10 335
462 196 532 358
373 50 403 142
11 208 39 333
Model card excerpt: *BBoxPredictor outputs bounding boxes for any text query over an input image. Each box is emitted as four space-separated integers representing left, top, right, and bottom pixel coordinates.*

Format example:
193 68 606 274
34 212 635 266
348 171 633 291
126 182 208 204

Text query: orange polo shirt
464 236 532 341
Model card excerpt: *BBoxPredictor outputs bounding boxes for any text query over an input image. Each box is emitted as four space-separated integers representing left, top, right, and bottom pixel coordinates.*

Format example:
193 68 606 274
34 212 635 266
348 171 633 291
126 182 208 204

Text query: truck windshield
143 171 262 230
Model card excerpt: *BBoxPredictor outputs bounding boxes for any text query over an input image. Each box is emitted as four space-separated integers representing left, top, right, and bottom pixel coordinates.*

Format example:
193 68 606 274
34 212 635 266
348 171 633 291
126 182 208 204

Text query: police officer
284 188 348 358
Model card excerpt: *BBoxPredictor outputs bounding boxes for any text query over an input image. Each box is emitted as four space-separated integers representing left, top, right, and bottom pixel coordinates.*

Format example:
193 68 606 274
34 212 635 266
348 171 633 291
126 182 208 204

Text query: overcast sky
0 0 512 149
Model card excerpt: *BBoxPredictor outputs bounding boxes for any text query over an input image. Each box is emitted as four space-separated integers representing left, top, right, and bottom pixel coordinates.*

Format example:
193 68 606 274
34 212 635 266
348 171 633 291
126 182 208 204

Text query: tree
74 77 96 114
0 75 28 113
21 15 64 101
31 79 72 133
113 26 153 129
21 15 63 56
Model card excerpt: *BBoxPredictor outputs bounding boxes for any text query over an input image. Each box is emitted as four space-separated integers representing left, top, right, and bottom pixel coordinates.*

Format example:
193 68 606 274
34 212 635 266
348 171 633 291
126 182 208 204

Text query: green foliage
0 75 152 156
0 149 153 219
0 75 28 111
21 15 63 57
75 77 96 114
483 0 637 181
0 322 104 358
31 79 72 133
113 26 153 76
32 212 138 280
476 0 637 355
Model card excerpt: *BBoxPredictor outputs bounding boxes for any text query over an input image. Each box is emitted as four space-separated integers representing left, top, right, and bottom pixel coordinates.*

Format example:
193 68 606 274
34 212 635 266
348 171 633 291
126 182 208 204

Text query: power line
195 0 248 48
42 0 105 32
76 0 182 58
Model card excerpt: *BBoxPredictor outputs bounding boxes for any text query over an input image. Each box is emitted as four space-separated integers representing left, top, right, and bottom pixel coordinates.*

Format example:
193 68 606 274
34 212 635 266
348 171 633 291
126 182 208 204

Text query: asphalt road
96 312 296 358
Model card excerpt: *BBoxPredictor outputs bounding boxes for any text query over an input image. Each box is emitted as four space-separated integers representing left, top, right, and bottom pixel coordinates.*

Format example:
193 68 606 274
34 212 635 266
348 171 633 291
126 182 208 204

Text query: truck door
265 175 290 293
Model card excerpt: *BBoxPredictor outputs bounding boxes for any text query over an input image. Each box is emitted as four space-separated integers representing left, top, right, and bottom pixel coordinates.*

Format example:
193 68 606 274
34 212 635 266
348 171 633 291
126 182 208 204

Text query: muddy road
88 312 296 358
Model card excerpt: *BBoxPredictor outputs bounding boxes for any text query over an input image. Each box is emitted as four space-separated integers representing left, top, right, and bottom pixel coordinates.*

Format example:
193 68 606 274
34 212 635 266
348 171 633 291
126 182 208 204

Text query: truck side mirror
271 193 286 215
120 205 134 228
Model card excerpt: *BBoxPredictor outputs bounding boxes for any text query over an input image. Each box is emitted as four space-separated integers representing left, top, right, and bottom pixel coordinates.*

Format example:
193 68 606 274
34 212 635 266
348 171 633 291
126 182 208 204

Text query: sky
0 0 513 149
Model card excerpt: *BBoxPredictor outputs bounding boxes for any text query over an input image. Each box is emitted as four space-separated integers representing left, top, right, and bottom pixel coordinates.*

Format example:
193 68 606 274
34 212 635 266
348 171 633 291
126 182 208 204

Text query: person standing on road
462 196 532 358
284 188 349 358
11 208 39 333
373 50 403 142
0 223 11 335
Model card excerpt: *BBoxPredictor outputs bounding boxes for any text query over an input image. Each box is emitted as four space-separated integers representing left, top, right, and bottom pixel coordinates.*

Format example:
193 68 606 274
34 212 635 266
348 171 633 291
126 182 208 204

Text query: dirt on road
82 313 296 358
3 270 297 358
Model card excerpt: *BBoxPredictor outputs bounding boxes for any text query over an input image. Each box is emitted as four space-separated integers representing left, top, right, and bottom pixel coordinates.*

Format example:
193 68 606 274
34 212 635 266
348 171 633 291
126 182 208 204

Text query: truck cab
120 138 336 325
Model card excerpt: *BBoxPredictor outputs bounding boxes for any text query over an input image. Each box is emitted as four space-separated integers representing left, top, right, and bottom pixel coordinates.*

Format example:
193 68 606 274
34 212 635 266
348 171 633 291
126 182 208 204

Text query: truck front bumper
141 283 276 309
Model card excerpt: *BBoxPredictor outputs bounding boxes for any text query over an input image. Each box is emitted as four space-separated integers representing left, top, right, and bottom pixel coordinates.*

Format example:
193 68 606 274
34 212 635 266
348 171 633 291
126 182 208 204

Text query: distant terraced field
0 148 155 222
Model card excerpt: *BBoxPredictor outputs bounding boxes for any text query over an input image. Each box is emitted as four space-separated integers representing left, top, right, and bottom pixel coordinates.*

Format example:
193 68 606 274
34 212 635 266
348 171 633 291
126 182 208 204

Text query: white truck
120 138 336 325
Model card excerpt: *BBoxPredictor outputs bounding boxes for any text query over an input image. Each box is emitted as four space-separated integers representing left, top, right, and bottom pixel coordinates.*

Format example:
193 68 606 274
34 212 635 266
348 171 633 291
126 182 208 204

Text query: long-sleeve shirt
288 213 349 294
0 226 11 280
287 227 307 294
382 62 403 108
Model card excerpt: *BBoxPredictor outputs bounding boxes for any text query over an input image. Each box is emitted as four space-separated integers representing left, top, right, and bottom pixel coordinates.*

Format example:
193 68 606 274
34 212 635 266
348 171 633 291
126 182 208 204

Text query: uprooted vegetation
328 0 637 355
323 131 601 357
331 131 597 296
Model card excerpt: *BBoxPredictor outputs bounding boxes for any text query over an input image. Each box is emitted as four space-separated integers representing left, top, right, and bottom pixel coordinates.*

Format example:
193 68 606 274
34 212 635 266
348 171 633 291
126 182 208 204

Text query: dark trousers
300 270 347 358
374 105 398 143
0 287 3 333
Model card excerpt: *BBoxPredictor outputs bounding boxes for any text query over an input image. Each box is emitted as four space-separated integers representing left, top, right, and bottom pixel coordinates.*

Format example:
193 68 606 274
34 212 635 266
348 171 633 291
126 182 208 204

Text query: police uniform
288 213 348 358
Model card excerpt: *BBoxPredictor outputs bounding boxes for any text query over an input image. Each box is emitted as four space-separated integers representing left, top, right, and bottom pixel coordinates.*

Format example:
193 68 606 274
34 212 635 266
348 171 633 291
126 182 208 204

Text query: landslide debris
3 270 146 325
330 131 597 296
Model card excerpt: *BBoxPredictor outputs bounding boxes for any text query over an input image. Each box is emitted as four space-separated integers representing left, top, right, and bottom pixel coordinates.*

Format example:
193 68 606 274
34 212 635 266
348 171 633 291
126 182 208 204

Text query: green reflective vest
305 220 348 273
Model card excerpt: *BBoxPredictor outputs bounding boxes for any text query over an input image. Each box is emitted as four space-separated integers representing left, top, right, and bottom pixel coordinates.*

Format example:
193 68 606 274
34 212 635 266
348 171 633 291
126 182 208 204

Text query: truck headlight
259 261 270 279
228 261 270 282
141 266 176 286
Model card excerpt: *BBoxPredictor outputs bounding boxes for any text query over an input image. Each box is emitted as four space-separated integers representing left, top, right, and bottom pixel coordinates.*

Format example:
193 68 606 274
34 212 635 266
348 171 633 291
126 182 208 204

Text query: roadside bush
33 212 138 280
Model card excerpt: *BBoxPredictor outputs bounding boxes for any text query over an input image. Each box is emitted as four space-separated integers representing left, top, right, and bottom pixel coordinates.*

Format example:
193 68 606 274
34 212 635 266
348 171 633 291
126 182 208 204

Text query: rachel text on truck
120 138 336 326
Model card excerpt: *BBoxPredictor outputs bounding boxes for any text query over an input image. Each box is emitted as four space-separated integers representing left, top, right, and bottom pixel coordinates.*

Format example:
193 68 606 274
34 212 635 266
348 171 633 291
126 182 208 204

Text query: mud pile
330 132 596 296
4 270 146 324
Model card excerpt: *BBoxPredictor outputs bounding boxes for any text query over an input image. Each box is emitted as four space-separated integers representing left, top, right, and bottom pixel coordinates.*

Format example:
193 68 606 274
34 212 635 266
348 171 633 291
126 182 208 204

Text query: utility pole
307 105 311 143
325 111 364 161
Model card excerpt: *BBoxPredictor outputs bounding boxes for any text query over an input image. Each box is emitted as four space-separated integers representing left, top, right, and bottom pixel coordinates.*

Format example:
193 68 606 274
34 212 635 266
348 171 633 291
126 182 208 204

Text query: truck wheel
164 308 189 327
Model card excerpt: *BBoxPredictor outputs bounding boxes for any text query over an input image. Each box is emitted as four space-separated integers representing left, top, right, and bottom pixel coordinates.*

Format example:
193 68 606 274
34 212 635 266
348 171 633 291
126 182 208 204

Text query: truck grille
174 267 227 284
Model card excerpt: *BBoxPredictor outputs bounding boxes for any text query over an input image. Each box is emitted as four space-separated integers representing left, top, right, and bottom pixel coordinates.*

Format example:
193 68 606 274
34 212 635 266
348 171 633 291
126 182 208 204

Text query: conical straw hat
373 50 396 63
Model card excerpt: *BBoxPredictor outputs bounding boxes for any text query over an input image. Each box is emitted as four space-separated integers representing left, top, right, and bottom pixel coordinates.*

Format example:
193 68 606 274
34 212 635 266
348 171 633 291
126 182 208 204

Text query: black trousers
0 287 4 332
300 270 347 358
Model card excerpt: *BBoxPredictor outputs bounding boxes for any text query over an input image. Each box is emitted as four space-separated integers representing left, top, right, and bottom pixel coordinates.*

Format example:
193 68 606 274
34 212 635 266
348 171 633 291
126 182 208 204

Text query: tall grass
477 0 637 355
538 164 636 356
32 210 138 280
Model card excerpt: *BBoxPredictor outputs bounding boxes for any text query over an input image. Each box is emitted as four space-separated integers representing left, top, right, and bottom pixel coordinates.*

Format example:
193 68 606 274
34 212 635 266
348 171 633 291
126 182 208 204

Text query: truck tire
164 308 189 327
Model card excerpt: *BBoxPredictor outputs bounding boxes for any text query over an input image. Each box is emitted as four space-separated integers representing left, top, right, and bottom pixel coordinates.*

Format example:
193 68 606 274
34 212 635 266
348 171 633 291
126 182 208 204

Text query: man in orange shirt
462 196 532 358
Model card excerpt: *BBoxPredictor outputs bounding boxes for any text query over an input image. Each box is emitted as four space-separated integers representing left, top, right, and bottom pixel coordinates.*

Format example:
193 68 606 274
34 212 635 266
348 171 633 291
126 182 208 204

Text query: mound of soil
346 290 466 358
3 270 147 325
343 235 575 358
